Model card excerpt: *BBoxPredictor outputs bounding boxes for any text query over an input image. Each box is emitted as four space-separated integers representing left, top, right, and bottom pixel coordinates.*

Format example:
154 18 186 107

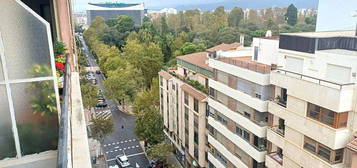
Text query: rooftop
218 56 273 74
181 84 206 101
347 137 357 153
318 49 357 56
282 30 356 38
158 70 173 80
88 3 140 8
260 36 280 40
206 42 241 52
177 52 212 71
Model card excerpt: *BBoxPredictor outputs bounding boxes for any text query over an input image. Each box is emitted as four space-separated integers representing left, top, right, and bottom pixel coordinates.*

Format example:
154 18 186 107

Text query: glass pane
11 81 58 155
0 85 17 159
318 145 331 162
1 0 52 80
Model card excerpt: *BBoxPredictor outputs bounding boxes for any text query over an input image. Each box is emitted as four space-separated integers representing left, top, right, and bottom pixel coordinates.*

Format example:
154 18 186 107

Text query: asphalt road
79 35 150 168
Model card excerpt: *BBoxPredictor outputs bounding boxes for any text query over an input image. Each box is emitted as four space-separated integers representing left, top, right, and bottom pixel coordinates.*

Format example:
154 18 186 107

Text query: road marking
115 146 119 149
128 139 132 142
106 152 146 161
115 150 117 152
124 141 127 143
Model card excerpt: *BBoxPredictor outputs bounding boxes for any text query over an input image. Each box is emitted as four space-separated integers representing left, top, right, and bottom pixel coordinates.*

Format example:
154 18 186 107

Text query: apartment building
206 37 281 168
266 31 357 168
159 51 212 168
0 0 90 167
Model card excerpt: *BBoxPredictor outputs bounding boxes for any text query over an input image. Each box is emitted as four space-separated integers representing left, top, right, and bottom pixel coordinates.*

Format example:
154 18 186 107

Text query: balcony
267 127 285 149
209 79 268 112
208 117 267 162
208 135 248 168
207 152 226 168
209 98 267 137
267 152 283 166
270 69 354 112
0 0 91 167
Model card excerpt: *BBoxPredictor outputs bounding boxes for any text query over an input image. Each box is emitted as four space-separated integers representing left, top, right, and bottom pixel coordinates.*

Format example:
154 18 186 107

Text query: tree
135 107 164 145
305 15 317 25
216 27 240 44
228 7 244 27
133 78 159 115
285 4 298 26
91 117 114 143
147 143 174 164
81 83 98 109
178 42 206 55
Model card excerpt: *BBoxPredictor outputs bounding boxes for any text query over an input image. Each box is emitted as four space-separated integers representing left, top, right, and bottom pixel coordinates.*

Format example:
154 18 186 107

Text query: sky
73 0 319 12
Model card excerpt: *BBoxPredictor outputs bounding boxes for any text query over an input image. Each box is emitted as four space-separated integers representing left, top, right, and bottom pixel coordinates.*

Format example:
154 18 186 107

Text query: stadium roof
87 2 145 10
88 3 139 8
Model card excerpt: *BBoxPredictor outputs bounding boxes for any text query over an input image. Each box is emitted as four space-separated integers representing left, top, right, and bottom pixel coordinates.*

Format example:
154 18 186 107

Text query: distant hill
149 0 319 11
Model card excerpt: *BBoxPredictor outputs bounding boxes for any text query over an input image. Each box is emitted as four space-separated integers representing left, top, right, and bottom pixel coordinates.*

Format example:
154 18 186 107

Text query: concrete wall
252 38 284 66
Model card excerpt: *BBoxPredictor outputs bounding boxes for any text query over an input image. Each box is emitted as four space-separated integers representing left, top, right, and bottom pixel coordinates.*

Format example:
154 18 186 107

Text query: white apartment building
207 37 280 168
266 31 357 168
159 51 213 168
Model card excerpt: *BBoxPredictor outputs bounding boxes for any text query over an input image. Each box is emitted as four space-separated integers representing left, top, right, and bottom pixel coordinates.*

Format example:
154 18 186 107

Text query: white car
109 165 119 168
116 154 130 167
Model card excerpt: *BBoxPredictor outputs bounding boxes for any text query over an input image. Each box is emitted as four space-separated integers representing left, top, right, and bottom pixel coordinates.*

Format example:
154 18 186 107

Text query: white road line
128 140 132 142
136 145 139 148
115 150 117 152
106 152 146 162
124 141 127 143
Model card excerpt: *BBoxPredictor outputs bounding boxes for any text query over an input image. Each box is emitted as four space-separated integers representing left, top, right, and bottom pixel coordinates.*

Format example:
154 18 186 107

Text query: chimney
266 30 272 37
240 35 245 45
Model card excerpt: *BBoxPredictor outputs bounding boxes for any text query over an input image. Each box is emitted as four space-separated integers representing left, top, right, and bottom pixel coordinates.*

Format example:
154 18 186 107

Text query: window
244 111 251 119
307 103 348 128
160 76 163 86
172 84 175 90
303 136 344 164
194 131 199 144
194 146 199 159
194 98 199 112
217 115 227 126
209 87 215 98
184 92 188 105
236 126 243 136
166 80 169 90
184 107 189 120
243 131 250 141
194 115 199 128
236 126 250 142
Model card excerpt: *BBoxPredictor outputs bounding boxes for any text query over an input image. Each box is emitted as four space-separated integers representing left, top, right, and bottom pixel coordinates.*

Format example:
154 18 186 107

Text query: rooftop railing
273 69 355 90
218 58 274 74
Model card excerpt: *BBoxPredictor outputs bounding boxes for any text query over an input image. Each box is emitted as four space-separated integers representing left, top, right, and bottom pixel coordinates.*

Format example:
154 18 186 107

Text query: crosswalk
105 145 140 154
94 109 112 119
103 139 137 147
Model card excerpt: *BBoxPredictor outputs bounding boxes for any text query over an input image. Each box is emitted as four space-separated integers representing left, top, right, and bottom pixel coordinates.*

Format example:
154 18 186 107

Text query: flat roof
158 70 173 80
282 30 356 38
181 84 206 101
89 3 140 8
217 56 272 74
260 36 280 40
177 52 212 71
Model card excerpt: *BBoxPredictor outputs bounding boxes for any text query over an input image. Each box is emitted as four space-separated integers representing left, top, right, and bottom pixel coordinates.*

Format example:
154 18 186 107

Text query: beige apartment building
206 30 357 168
159 43 242 167
265 31 357 168
159 51 212 168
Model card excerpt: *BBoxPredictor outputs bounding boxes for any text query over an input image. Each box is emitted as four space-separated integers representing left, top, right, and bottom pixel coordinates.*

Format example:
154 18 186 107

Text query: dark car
91 79 97 85
95 102 107 108
98 96 105 102
96 70 101 74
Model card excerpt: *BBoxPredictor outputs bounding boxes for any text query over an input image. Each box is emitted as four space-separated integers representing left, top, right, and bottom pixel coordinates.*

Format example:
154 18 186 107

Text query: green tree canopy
81 83 98 109
133 78 159 115
228 7 244 27
134 107 164 145
285 4 298 26
147 143 174 163
91 117 114 143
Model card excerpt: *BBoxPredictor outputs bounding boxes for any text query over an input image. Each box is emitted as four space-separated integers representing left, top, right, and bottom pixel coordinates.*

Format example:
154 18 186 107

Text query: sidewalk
166 153 184 168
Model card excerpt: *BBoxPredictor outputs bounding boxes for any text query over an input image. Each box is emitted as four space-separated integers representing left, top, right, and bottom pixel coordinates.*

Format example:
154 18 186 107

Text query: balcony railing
218 58 274 74
269 126 285 137
274 69 355 90
268 152 283 165
57 55 71 168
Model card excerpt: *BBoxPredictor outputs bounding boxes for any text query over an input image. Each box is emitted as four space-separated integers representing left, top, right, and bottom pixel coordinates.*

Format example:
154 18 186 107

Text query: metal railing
274 69 355 90
218 58 273 74
57 54 72 168
268 152 283 165
269 126 285 137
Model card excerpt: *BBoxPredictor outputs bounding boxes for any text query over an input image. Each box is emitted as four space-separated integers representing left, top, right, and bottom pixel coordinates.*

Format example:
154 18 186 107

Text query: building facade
159 51 214 167
86 3 145 25
206 31 357 168
266 31 357 168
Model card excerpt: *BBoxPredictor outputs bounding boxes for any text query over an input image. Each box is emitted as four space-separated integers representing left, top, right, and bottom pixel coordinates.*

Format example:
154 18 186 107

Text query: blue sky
74 0 319 12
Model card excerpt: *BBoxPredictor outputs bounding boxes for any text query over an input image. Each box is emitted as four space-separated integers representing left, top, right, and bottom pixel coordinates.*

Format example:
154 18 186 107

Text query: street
79 35 150 168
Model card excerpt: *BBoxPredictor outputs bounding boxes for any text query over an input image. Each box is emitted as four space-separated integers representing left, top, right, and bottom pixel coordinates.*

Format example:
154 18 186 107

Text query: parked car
109 165 119 168
98 96 105 102
96 70 101 74
91 78 97 85
116 154 130 167
95 102 108 108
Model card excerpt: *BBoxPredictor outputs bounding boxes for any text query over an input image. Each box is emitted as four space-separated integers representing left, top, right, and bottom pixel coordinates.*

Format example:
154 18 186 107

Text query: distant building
74 12 87 25
86 2 145 25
